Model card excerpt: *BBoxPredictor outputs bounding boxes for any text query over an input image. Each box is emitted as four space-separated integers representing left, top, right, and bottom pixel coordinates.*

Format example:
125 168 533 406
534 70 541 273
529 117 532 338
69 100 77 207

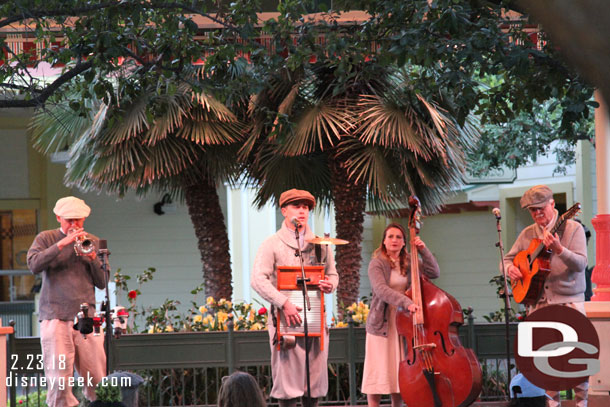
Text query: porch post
585 91 610 403
591 91 610 300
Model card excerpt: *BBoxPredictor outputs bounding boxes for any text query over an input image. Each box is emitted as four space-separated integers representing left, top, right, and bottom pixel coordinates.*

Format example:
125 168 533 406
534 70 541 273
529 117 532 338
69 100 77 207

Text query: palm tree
29 74 244 300
241 63 478 309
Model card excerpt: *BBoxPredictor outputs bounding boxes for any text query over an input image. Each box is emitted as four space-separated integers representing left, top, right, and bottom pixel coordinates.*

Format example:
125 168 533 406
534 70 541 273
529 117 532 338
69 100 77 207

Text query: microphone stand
293 224 313 406
98 239 112 376
494 214 512 389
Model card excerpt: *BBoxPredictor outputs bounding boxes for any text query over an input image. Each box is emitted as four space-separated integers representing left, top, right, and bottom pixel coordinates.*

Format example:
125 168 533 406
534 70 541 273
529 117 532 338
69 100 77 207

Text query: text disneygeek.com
6 373 132 389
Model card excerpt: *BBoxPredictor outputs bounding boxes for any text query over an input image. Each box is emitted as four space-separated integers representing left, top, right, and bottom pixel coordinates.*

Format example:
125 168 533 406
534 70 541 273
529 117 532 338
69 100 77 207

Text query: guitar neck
529 213 568 264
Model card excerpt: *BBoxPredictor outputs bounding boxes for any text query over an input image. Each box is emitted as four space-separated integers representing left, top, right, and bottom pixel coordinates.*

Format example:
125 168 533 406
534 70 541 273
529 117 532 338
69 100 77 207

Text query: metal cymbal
307 236 349 245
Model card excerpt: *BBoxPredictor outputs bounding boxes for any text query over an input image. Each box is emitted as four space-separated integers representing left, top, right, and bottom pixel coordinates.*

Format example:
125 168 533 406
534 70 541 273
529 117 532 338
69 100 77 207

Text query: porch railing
7 316 517 406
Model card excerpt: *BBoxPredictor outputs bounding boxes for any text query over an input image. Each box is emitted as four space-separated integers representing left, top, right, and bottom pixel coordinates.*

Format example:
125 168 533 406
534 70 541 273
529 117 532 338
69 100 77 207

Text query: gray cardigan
503 218 587 304
365 247 440 337
27 229 106 321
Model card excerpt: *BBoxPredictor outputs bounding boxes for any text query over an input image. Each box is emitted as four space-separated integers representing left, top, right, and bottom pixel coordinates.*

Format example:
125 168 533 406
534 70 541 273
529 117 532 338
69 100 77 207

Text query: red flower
128 290 138 299
19 401 23 405
258 307 267 315
518 315 525 321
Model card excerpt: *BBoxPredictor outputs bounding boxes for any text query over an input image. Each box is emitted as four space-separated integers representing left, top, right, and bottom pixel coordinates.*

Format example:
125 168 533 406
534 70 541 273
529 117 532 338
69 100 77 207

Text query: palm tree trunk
330 156 366 316
184 176 233 301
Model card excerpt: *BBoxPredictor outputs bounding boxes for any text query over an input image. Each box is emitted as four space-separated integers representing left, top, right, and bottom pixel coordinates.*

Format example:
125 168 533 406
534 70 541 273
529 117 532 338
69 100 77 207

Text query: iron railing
6 316 517 406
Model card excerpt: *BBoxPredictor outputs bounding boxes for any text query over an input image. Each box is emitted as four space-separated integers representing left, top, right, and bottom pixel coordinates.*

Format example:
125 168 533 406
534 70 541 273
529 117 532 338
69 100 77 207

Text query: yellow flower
148 325 155 334
352 314 362 323
218 298 227 306
336 322 348 328
238 316 244 321
226 301 232 308
217 311 228 323
193 315 203 323
206 296 215 305
199 306 208 314
251 323 262 331
165 325 174 332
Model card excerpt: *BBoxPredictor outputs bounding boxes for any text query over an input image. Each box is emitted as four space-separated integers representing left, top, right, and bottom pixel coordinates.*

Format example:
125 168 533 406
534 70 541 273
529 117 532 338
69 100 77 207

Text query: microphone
492 208 501 220
290 217 302 229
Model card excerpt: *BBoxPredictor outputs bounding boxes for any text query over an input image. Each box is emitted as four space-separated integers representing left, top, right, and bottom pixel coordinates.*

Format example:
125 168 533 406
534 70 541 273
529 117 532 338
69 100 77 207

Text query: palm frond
243 151 333 210
356 94 428 155
280 101 353 156
29 100 95 154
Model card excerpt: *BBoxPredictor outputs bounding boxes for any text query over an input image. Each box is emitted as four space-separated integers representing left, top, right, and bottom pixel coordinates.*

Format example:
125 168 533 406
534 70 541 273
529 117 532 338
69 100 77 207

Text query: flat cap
520 185 553 209
279 189 315 209
53 196 91 218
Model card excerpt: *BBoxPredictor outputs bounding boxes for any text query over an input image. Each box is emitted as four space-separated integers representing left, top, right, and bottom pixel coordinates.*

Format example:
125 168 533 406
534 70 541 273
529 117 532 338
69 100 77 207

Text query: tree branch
0 60 92 108
0 2 121 29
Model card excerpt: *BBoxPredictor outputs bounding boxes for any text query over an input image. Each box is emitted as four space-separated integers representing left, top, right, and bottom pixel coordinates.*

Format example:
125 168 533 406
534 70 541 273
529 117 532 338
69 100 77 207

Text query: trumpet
69 228 95 256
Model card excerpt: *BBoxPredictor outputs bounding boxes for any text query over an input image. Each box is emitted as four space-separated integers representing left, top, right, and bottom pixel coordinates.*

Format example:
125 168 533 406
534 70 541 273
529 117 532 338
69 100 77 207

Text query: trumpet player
27 196 106 407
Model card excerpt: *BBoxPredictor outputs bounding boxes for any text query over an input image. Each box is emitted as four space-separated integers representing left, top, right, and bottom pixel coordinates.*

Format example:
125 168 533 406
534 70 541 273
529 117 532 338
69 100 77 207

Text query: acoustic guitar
511 203 581 306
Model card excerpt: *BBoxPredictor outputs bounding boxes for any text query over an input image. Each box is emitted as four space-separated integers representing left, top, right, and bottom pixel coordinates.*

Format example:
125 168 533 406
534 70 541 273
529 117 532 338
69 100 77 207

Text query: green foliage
95 381 122 403
480 362 509 399
483 275 526 323
469 97 595 176
334 297 370 327
8 390 47 407
114 267 156 332
3 1 594 157
113 268 268 333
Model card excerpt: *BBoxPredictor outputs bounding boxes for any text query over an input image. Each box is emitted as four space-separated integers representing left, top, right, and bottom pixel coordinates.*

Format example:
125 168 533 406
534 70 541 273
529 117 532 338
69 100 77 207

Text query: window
0 209 38 302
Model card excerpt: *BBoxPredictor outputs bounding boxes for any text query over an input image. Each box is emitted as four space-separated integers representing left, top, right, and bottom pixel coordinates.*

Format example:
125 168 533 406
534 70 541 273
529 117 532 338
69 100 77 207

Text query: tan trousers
40 319 106 407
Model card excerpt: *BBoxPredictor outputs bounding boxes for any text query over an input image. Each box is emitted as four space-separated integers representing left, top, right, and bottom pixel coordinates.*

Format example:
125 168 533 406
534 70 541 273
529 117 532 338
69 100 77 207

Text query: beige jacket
251 221 339 308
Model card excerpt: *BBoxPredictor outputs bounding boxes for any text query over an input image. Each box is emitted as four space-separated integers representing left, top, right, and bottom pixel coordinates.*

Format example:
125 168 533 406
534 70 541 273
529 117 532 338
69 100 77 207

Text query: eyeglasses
528 206 546 213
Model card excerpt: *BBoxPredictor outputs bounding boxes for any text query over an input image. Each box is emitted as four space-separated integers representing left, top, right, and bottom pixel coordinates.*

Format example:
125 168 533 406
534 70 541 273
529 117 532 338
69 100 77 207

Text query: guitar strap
556 221 567 239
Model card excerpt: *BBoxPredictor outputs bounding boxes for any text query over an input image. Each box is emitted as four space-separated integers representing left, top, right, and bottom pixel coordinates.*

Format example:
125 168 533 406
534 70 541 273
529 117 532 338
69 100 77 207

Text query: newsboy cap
520 185 553 209
279 189 316 209
53 196 91 218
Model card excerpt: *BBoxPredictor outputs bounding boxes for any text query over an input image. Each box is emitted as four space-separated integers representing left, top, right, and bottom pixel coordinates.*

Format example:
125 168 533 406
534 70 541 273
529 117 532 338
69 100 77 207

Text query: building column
591 92 610 301
586 92 610 401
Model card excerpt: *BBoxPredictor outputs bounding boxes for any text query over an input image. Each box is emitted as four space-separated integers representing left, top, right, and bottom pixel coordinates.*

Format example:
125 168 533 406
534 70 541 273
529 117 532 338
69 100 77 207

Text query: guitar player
503 184 588 407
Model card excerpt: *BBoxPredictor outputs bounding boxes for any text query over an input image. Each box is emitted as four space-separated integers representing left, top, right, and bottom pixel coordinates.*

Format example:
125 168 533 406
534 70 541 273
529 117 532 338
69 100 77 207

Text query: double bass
396 196 482 407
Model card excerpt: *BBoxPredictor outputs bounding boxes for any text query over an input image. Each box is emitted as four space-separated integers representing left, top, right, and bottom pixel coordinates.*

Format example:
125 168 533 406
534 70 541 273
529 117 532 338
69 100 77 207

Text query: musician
503 185 588 407
27 196 107 407
362 223 440 407
251 189 339 407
